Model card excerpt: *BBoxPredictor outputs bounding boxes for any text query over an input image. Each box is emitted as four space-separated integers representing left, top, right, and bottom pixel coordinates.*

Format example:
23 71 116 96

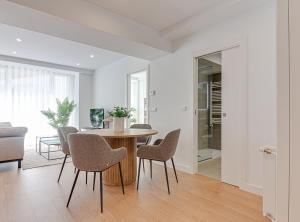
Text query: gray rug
22 149 72 170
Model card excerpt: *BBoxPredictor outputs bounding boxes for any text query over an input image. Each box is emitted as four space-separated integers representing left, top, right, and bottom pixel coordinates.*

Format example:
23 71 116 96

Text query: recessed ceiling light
12 51 17 55
76 63 80 66
90 54 94 58
16 38 22 42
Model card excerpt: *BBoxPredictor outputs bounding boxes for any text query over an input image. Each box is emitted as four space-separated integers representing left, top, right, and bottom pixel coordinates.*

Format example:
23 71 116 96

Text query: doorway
195 45 245 187
197 52 222 180
127 70 149 125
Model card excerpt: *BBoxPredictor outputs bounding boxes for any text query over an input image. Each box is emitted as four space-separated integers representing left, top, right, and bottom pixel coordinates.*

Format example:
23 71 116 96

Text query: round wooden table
82 128 158 186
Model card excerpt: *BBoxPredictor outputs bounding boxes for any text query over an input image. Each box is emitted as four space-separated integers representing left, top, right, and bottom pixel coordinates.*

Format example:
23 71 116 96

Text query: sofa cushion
0 127 28 138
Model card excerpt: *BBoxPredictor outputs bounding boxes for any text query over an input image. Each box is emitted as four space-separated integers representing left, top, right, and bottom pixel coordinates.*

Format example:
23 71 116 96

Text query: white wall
79 73 94 127
93 2 276 194
94 57 150 111
150 2 276 194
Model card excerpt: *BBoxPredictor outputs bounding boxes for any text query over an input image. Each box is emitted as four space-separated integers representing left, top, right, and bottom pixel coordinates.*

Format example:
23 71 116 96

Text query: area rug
22 149 72 170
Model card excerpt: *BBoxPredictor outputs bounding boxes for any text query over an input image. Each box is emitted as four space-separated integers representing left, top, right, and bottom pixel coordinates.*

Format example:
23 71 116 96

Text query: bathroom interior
197 52 222 180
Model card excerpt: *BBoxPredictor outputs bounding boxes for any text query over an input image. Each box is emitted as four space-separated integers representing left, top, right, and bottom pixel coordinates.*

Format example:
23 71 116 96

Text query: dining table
82 128 158 186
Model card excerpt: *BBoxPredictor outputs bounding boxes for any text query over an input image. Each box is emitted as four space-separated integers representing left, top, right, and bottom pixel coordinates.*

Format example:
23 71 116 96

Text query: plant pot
113 117 125 132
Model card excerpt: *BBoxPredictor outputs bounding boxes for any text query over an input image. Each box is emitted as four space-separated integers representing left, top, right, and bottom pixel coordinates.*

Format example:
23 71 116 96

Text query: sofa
0 122 28 168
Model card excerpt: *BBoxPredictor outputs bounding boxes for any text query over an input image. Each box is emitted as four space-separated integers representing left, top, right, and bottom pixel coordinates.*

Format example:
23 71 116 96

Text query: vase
113 117 125 132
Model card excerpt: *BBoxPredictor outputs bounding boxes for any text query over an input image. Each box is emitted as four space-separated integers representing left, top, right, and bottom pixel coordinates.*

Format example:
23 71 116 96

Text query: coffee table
38 136 62 160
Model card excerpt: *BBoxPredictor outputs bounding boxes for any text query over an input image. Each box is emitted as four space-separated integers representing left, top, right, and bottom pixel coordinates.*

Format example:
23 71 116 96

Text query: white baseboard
153 161 263 196
152 161 194 174
240 183 263 196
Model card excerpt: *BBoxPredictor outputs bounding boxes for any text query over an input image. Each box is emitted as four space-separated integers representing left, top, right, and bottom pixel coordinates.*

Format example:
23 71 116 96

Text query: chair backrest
67 133 113 172
57 127 78 155
130 124 152 144
159 129 181 160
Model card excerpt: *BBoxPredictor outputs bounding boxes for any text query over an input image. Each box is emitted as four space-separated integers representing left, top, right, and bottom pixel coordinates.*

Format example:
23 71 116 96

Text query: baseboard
153 160 263 196
240 183 263 196
152 161 194 174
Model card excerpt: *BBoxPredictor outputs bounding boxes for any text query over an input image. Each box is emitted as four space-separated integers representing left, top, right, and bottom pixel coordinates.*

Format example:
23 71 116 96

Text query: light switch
150 107 158 112
149 90 156 96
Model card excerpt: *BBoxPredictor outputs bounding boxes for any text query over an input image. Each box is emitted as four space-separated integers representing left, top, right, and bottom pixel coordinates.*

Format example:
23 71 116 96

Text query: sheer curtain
0 61 79 149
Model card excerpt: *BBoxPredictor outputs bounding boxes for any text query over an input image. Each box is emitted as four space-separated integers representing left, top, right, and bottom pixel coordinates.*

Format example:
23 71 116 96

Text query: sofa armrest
0 127 28 138
0 122 12 127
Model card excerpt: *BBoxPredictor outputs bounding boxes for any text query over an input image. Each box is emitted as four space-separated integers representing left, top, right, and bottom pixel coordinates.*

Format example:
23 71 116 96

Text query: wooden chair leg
171 158 178 183
137 158 142 190
66 170 80 207
57 154 68 182
164 161 170 195
93 172 96 191
100 171 103 213
118 162 125 194
150 160 152 179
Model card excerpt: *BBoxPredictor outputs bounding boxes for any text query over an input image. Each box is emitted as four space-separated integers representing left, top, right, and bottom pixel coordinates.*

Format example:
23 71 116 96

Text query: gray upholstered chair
66 133 127 213
130 123 152 171
130 124 152 145
137 129 180 194
57 127 79 182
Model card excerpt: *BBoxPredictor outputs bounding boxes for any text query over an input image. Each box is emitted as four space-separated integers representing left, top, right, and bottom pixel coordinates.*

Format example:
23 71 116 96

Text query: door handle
259 146 277 156
263 148 273 155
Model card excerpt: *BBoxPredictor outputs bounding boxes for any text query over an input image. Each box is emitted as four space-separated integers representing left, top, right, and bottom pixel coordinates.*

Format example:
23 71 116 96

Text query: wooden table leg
103 137 137 186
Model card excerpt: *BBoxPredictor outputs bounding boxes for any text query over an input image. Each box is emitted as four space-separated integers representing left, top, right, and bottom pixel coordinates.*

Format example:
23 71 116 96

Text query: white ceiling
86 0 225 31
0 23 125 70
0 0 271 68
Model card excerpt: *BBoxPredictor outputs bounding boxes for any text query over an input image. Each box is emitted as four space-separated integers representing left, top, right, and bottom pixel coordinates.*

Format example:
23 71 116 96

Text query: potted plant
108 106 134 132
41 98 77 130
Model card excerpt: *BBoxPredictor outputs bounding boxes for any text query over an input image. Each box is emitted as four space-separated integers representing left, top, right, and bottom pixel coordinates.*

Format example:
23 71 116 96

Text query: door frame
126 68 150 124
192 39 249 190
276 0 290 221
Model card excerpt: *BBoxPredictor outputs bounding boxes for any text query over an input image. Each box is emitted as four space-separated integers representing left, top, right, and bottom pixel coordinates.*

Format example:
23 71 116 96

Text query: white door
221 46 243 186
289 0 300 221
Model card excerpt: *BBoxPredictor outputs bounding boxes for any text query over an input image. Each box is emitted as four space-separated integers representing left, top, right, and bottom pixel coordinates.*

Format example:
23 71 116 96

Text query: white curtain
0 61 78 149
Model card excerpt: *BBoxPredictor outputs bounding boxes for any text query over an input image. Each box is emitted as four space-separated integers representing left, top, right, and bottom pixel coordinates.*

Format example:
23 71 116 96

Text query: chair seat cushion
137 145 165 161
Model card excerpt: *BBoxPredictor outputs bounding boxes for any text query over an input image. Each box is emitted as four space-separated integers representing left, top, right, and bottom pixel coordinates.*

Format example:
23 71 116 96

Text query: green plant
41 98 77 129
108 106 135 118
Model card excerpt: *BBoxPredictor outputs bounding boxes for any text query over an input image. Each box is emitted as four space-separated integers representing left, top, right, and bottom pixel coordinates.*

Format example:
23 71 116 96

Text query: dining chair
57 126 79 183
130 124 152 172
136 129 180 194
66 133 127 213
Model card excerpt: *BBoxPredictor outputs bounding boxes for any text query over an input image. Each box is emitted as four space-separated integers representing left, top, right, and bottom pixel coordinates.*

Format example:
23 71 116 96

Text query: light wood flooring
198 157 221 180
0 161 269 222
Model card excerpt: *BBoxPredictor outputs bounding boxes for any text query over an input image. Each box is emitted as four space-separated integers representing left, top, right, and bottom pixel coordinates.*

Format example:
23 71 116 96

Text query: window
0 61 79 149
127 70 148 124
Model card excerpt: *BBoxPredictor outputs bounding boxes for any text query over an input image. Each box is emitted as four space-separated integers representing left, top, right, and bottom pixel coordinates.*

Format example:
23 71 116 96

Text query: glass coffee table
37 136 62 160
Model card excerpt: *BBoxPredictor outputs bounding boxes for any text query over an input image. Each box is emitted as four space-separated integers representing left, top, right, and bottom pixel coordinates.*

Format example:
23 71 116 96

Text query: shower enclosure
197 54 222 163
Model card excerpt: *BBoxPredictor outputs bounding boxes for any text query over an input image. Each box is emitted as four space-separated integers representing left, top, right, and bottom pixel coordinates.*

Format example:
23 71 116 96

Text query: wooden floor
0 161 269 222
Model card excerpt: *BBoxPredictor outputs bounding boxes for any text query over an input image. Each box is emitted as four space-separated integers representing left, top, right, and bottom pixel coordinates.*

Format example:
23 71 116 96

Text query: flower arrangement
108 106 135 118
108 106 135 132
